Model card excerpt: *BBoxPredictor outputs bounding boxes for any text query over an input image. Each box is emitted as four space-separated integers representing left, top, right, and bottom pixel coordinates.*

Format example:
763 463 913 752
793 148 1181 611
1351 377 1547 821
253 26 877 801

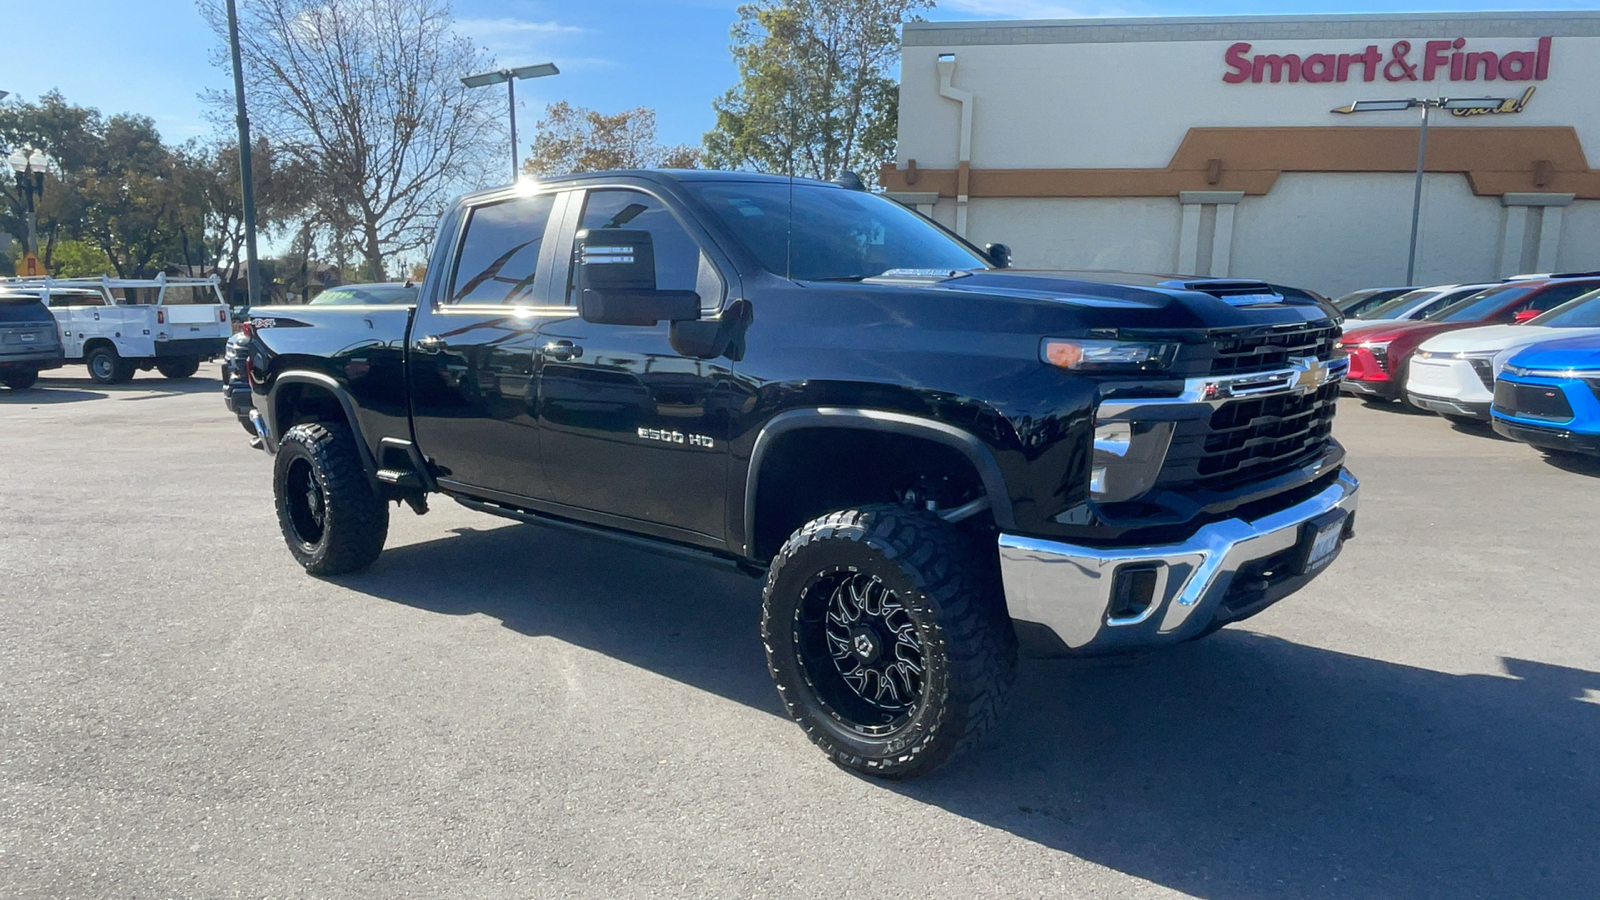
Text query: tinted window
310 285 419 306
40 290 104 308
1525 282 1600 314
1530 289 1600 327
1431 285 1536 322
685 181 988 281
1359 288 1438 319
0 297 54 323
448 193 558 305
572 189 704 302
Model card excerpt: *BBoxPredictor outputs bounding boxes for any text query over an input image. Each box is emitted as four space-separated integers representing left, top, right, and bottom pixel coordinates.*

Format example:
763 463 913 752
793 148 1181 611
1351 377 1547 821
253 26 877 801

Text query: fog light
1088 420 1175 503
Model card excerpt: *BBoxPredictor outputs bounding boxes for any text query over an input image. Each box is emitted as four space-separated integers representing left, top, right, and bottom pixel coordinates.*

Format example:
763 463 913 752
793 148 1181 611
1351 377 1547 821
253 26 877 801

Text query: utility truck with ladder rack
6 274 232 383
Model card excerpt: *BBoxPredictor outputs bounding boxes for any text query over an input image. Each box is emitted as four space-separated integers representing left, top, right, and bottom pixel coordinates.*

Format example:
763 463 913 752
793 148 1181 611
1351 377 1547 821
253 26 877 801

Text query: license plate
20 333 36 342
1298 510 1348 575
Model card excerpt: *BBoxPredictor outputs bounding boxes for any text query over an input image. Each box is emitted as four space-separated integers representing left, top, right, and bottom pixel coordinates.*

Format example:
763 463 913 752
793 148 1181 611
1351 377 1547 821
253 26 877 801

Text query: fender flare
742 407 1016 556
264 371 379 478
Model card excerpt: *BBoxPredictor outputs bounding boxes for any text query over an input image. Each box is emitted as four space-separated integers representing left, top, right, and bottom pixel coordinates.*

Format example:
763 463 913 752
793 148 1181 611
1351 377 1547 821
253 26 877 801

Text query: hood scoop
1179 279 1286 306
863 268 977 285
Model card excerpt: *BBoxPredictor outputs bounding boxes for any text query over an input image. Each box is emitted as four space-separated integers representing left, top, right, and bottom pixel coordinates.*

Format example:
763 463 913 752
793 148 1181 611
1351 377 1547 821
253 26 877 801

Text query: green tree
524 103 700 178
0 92 99 269
703 0 927 185
47 239 116 277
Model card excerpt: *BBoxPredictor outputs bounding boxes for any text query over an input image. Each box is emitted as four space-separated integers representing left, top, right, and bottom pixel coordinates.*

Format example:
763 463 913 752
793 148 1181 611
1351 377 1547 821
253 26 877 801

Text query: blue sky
2 0 1593 150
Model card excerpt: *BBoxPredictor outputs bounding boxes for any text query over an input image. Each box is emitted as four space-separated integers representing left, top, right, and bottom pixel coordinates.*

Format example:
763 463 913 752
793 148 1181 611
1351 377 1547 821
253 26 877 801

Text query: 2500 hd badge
638 426 714 448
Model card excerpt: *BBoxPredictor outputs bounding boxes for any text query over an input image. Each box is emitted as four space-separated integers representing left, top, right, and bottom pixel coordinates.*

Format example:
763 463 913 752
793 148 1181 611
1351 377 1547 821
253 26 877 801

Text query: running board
453 496 764 577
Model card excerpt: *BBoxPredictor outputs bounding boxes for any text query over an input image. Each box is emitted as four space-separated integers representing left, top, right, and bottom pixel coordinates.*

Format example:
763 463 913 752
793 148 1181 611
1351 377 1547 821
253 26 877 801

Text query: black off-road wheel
273 422 388 576
155 356 200 379
1 369 39 390
761 504 1017 779
86 346 134 384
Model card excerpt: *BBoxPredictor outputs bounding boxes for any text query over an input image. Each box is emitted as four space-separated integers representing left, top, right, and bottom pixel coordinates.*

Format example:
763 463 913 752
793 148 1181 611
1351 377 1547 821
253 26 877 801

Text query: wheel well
750 428 989 561
82 338 115 356
275 382 350 432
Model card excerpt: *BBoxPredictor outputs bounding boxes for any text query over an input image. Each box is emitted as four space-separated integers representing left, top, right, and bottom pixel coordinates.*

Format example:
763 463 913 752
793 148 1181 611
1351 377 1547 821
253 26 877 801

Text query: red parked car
1339 276 1600 403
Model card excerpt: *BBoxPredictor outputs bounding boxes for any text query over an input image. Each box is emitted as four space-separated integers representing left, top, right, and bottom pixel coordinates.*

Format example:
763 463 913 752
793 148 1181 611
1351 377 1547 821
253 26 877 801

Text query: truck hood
1504 334 1600 372
1417 324 1600 354
853 269 1334 330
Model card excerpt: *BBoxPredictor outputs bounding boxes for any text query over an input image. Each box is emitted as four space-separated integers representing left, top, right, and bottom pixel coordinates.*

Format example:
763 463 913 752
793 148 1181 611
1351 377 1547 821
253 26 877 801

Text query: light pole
225 0 261 312
461 63 560 181
1333 96 1510 284
6 148 49 275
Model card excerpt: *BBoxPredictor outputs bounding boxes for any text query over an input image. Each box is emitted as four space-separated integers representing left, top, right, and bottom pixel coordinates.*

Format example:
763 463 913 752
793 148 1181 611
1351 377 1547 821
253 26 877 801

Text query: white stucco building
885 12 1600 297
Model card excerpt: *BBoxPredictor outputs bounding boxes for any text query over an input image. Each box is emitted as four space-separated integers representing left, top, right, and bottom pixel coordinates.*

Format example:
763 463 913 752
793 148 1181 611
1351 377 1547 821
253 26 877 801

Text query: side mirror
574 229 700 326
984 242 1012 269
1513 309 1541 324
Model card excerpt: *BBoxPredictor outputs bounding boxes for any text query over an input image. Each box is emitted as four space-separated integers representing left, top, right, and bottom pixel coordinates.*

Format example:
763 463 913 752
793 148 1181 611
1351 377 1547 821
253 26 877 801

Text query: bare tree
201 0 501 280
524 102 699 178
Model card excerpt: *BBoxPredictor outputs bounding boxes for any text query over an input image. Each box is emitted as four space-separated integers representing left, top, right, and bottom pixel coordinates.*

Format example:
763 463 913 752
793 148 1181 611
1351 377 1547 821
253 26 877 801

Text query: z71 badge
638 427 714 449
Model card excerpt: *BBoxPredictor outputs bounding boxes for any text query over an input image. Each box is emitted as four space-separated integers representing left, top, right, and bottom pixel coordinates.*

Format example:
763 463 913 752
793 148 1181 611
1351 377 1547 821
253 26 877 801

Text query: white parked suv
1405 287 1600 420
11 275 232 384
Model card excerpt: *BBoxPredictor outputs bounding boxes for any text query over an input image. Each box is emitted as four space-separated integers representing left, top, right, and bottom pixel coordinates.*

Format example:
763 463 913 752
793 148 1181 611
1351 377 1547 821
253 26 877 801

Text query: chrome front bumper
997 469 1359 654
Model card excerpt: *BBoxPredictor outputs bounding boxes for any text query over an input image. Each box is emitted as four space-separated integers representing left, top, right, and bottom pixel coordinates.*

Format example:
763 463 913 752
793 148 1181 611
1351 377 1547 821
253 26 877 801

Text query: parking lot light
461 63 561 182
1333 95 1513 284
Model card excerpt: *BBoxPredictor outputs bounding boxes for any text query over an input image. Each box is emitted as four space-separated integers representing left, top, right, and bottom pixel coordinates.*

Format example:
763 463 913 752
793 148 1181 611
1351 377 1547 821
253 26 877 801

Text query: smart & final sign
1224 36 1552 85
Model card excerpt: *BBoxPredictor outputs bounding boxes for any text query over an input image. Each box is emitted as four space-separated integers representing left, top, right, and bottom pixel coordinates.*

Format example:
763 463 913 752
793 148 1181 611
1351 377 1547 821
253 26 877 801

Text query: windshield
1429 284 1536 322
1358 288 1439 319
684 181 988 281
309 284 419 306
1529 289 1600 327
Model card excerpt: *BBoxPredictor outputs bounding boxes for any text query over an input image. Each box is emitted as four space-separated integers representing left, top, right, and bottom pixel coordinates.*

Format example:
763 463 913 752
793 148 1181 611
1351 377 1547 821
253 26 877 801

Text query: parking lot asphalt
3 365 1599 899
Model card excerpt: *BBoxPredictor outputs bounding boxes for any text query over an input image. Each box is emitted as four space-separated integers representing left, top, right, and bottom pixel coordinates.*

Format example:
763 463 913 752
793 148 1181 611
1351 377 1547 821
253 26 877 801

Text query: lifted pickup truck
239 170 1359 777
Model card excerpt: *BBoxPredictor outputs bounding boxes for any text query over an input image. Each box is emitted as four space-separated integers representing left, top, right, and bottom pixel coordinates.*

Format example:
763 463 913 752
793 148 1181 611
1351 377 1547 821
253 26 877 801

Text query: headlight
1041 339 1176 373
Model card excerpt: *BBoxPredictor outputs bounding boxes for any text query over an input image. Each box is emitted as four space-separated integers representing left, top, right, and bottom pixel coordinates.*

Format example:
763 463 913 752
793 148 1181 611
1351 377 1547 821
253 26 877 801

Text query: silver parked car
0 289 65 390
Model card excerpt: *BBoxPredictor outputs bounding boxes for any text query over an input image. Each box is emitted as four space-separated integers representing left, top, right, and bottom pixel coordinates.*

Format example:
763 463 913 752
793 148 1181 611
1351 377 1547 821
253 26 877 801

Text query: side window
1528 283 1595 313
570 189 724 310
446 192 558 305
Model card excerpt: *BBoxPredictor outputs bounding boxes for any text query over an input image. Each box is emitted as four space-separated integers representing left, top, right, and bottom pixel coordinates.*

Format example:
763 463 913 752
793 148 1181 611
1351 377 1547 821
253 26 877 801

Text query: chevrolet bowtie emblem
1289 356 1331 395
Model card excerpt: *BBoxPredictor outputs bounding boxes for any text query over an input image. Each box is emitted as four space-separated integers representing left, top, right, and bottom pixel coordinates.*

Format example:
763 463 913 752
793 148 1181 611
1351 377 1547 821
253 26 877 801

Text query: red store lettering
1223 36 1551 84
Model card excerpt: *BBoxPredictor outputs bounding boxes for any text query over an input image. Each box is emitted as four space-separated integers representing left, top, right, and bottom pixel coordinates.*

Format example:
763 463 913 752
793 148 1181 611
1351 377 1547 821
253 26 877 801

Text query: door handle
415 334 444 353
542 340 582 361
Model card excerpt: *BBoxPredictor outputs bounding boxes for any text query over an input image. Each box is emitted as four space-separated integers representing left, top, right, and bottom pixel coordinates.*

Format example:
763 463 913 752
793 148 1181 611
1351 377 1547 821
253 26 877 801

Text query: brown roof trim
881 125 1600 200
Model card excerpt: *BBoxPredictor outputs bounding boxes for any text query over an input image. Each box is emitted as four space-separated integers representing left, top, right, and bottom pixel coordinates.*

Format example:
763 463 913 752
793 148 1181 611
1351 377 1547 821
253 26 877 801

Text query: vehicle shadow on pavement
0 387 109 404
338 521 783 714
346 522 1600 900
34 375 221 398
1537 451 1600 478
905 635 1600 900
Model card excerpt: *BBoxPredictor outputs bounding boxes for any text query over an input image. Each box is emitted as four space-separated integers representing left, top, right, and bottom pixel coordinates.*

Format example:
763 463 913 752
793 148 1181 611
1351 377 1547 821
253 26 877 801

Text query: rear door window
447 192 559 305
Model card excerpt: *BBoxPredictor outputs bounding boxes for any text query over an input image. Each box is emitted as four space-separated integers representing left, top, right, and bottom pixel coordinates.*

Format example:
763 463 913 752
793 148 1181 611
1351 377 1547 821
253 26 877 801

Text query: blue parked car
1492 334 1600 455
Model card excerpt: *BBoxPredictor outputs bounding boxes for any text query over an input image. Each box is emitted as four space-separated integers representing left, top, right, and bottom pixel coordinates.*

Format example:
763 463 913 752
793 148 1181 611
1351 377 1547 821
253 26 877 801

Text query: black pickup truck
233 170 1359 777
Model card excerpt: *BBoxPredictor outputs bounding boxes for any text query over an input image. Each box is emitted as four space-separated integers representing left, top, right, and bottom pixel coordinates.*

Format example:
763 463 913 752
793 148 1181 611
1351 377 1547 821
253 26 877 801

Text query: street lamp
461 63 560 182
6 147 50 275
1333 96 1510 284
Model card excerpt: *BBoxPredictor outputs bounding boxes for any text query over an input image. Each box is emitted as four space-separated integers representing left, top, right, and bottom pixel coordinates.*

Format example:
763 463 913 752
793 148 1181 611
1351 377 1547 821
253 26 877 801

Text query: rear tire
155 356 200 379
1 369 39 390
273 422 388 576
85 346 134 384
761 504 1017 779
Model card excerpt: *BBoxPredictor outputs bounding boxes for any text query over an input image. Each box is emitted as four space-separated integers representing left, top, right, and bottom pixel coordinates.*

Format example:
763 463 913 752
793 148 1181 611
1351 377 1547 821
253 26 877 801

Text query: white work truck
11 275 232 384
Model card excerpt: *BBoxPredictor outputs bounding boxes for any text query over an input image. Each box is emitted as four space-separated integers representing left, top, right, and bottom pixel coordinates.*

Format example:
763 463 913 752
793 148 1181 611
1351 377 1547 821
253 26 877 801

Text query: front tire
273 422 388 575
156 356 200 379
761 504 1017 779
1 369 39 390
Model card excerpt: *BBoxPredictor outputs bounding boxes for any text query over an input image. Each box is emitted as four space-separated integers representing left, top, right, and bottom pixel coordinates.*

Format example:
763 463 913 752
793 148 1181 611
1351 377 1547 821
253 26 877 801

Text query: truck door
534 186 735 542
407 187 573 501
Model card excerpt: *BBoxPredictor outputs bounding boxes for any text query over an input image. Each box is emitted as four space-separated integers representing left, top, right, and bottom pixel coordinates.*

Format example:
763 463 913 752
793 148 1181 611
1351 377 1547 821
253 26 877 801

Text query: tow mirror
984 242 1012 269
574 229 700 326
1513 309 1541 324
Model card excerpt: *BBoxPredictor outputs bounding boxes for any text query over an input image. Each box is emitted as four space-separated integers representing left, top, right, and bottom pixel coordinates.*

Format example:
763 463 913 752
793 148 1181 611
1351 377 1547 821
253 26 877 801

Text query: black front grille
1159 382 1340 490
1494 381 1574 421
1207 324 1341 376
